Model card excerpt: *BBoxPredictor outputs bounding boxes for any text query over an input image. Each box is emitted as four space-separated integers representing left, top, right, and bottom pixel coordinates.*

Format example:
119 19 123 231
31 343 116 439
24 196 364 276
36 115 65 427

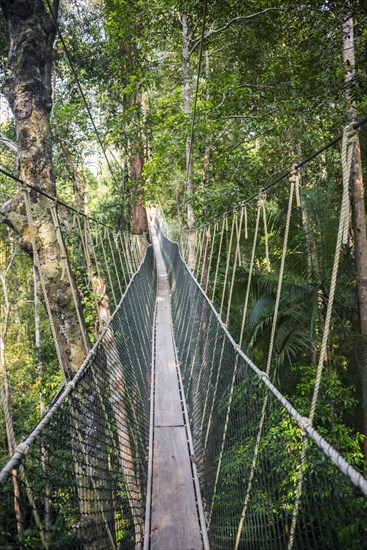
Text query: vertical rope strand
98 224 117 309
220 212 236 319
212 217 226 302
205 221 217 293
234 177 295 547
266 178 295 375
287 125 358 550
239 201 262 347
226 208 244 325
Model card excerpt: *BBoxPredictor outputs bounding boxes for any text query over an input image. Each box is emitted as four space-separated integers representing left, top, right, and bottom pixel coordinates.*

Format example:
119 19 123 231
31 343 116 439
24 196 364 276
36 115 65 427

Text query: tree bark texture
0 0 91 380
0 0 116 539
130 138 148 235
125 93 148 235
343 16 367 470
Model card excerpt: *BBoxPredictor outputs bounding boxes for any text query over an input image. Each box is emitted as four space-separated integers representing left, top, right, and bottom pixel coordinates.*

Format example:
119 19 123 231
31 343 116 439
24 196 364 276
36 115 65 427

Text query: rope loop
66 379 76 390
290 164 301 208
290 164 298 184
113 230 119 247
16 441 30 455
343 122 358 143
298 416 312 435
257 189 266 208
257 189 270 272
341 123 358 245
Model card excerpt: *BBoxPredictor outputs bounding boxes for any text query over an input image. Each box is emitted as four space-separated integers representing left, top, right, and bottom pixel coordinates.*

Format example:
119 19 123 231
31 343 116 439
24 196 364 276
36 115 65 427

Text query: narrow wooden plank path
148 223 203 550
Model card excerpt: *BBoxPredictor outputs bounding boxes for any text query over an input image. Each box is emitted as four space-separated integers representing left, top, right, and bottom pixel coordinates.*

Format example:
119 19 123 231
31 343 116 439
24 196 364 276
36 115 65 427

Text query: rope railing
0 245 156 549
155 122 367 547
158 126 365 402
1 115 366 549
164 113 367 234
157 221 367 550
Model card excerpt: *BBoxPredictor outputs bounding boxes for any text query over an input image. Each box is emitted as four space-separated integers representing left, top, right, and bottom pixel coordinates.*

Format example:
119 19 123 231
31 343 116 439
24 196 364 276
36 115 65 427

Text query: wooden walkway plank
148 224 203 550
151 427 202 550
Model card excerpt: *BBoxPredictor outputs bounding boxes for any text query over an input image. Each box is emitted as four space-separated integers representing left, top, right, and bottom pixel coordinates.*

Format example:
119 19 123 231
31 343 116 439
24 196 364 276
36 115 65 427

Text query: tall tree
0 0 91 379
343 14 367 470
103 0 149 235
0 1 115 541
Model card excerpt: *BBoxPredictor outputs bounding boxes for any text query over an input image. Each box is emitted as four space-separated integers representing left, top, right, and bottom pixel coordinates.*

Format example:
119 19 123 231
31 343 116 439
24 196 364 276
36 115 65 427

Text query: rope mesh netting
0 246 156 549
157 223 367 550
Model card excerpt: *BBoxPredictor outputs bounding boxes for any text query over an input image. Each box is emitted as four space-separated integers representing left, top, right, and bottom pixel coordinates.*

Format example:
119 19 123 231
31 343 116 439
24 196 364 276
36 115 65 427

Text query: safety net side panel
0 246 156 550
158 226 367 550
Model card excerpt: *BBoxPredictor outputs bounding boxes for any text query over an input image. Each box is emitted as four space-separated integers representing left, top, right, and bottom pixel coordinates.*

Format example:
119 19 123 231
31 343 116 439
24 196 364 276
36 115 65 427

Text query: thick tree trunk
0 0 90 380
343 16 367 471
0 1 116 540
126 93 148 235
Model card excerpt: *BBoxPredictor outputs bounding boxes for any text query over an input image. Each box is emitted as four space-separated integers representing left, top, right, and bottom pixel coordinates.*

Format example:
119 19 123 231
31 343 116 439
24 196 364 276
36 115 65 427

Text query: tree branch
0 132 17 152
210 119 236 147
190 8 283 56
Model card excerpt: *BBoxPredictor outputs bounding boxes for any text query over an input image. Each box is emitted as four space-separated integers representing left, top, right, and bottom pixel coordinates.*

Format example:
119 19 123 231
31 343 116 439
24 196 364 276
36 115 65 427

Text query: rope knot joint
257 189 266 208
67 379 76 391
15 441 30 457
290 164 299 185
298 416 312 435
343 122 358 143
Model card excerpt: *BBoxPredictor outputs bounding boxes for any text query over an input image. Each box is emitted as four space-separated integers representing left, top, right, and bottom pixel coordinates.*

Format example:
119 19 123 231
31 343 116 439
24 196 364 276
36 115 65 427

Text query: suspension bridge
1 124 367 550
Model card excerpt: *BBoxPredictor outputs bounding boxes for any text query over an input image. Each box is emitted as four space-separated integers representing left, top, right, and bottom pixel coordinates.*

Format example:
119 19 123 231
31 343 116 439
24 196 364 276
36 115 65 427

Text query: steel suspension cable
0 164 114 230
194 113 367 229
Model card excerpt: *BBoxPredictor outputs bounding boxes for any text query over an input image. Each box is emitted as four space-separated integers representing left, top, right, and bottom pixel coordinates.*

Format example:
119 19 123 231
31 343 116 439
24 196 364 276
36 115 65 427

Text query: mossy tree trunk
0 0 115 542
0 0 90 380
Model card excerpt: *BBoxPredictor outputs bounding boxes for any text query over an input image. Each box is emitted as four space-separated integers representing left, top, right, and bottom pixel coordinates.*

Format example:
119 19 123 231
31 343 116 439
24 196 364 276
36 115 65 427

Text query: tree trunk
126 93 148 235
296 143 319 281
0 0 90 380
54 127 112 336
343 15 367 472
182 14 195 230
0 1 116 540
203 51 210 193
130 142 148 234
295 143 320 365
0 254 23 543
